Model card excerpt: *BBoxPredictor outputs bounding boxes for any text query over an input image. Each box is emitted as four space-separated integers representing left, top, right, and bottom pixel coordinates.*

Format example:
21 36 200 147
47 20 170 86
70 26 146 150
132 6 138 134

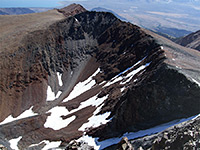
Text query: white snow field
44 106 76 130
9 136 22 150
45 90 109 130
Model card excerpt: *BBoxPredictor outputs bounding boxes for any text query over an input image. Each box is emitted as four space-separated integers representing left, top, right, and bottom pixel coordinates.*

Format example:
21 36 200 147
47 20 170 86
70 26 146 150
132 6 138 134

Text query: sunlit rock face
0 4 200 150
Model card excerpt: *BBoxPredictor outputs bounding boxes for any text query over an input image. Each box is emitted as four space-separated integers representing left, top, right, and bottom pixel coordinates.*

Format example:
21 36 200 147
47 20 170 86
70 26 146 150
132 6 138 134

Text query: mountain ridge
175 30 200 51
0 8 35 15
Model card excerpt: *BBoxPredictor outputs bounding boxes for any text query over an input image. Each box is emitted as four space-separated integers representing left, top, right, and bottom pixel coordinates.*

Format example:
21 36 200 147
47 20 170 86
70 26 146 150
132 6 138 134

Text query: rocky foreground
106 116 200 150
0 4 200 150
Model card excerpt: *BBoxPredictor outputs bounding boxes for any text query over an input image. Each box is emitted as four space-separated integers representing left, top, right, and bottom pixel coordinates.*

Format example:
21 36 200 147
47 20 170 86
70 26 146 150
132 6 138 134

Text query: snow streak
0 107 37 125
63 68 100 102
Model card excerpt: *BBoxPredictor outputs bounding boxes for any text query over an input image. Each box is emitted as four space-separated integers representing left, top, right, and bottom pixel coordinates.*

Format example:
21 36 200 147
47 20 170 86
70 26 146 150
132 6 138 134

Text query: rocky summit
0 4 200 150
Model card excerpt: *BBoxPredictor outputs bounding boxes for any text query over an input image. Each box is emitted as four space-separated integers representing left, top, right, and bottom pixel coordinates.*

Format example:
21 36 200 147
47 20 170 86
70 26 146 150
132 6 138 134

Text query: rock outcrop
66 140 94 150
58 4 86 17
0 4 200 150
116 137 133 150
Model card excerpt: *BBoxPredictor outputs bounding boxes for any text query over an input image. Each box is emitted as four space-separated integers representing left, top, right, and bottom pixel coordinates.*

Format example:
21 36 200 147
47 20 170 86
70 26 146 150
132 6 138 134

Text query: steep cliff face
91 64 200 140
0 4 200 150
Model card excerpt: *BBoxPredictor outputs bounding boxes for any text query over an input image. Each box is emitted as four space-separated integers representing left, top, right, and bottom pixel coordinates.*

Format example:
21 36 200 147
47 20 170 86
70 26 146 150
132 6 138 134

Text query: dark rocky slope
175 30 200 51
0 4 200 150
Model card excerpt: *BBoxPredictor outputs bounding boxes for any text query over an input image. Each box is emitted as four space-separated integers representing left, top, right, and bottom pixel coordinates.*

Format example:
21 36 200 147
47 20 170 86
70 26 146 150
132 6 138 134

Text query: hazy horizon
1 0 199 33
0 0 65 8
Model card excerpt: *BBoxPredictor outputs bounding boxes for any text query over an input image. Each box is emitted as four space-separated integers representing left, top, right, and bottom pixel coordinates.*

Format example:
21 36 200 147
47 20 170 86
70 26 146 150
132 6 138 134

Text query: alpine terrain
0 4 200 150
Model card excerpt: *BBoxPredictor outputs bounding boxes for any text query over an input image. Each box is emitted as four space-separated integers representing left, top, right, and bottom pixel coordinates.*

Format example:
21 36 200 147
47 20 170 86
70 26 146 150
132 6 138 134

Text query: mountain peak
58 3 87 17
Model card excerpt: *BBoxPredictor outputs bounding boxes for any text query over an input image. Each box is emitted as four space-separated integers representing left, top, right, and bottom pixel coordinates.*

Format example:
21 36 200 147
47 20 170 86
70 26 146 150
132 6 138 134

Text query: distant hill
175 30 200 51
0 8 35 15
152 27 192 40
91 7 191 39
0 10 8 15
0 7 51 15
29 7 52 13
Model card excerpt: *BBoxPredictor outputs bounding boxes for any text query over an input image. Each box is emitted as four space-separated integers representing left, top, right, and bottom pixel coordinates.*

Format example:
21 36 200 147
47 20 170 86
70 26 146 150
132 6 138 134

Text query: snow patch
75 17 79 23
29 141 44 147
42 141 61 150
104 76 123 87
9 136 22 150
120 87 126 92
77 135 100 150
175 66 182 69
45 95 108 131
0 106 37 125
99 81 106 85
104 57 148 87
46 86 62 101
79 95 110 131
192 114 200 120
44 106 76 130
191 78 200 87
57 72 63 86
83 95 108 108
63 68 100 102
67 95 109 117
29 140 62 149
121 62 150 84
79 110 110 131
56 91 62 98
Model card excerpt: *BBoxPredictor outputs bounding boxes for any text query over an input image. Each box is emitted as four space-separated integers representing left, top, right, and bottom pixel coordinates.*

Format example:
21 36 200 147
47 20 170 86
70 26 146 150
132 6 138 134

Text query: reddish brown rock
58 3 87 17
